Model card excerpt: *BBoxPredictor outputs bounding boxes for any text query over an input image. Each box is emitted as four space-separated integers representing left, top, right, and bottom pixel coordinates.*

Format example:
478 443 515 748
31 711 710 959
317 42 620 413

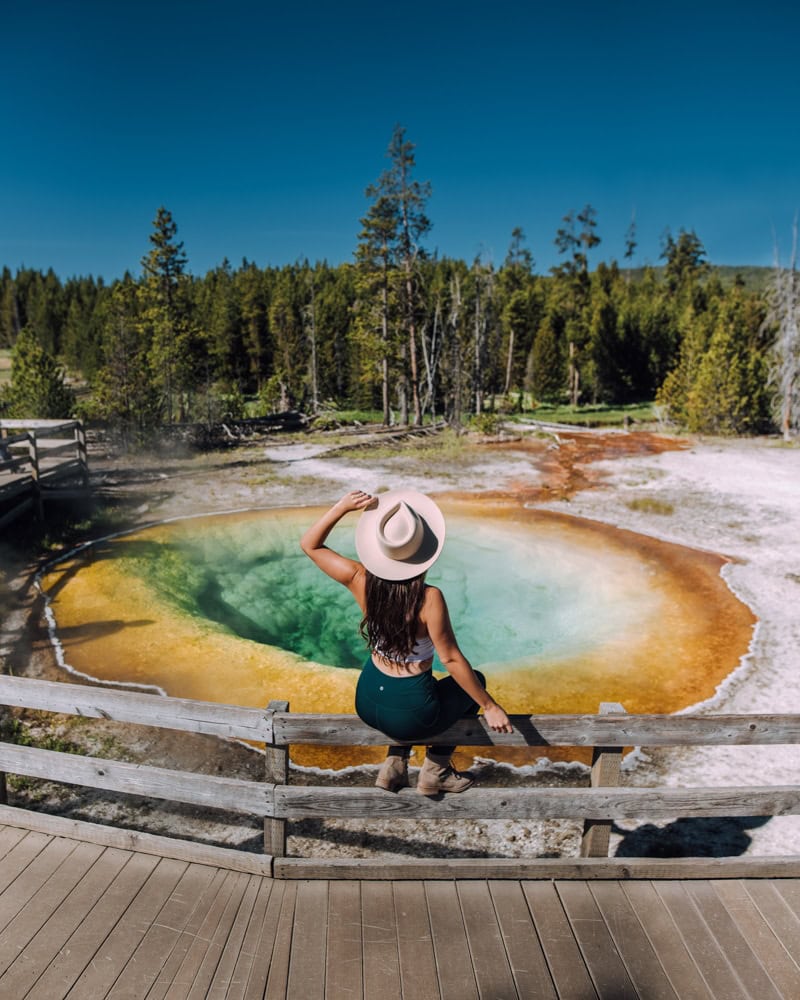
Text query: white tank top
375 633 435 664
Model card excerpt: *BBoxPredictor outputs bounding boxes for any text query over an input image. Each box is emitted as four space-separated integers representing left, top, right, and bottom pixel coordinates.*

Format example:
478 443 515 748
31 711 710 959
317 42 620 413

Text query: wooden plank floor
1 824 800 998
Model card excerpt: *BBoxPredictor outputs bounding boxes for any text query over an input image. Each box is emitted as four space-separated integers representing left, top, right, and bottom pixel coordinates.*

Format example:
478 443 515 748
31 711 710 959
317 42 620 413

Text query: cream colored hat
355 489 446 581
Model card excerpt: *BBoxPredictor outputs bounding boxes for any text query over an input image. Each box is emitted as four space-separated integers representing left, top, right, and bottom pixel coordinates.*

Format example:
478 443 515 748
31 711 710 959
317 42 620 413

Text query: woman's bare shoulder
422 584 446 612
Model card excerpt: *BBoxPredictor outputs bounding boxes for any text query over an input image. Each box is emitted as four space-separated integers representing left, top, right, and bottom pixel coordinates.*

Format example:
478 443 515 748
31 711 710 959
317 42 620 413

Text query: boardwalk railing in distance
0 418 89 528
1 675 799 880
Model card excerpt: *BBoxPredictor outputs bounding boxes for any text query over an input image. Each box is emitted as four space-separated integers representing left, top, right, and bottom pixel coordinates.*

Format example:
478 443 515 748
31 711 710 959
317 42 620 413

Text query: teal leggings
355 656 486 755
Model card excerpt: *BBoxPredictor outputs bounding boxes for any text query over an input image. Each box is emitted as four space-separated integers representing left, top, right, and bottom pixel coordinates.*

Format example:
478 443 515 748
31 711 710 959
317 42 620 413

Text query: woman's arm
300 490 374 592
423 587 513 733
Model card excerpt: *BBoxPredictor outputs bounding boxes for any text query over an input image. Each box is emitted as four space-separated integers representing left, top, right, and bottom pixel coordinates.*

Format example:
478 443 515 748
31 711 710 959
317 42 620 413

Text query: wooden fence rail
1 675 800 879
0 419 89 528
4 675 800 746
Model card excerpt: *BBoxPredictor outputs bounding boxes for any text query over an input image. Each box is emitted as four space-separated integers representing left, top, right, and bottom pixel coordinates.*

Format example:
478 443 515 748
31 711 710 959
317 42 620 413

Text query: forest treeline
1 127 797 443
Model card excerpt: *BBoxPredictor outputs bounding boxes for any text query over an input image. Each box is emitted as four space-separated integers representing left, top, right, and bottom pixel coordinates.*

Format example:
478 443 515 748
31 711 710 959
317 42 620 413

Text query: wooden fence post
27 432 43 520
264 699 289 857
580 702 626 858
74 421 89 488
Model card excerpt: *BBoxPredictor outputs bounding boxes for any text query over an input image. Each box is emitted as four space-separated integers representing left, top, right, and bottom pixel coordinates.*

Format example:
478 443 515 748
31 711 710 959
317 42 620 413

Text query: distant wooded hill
622 264 773 292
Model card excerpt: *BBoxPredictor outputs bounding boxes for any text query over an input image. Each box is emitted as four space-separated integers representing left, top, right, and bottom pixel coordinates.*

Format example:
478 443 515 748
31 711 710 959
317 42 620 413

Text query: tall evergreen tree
624 211 638 270
358 126 431 424
93 276 160 446
656 303 714 426
236 262 271 390
317 262 356 404
198 259 245 387
661 229 710 295
552 205 601 404
527 318 565 402
268 266 305 410
61 276 105 378
390 126 431 425
24 269 65 357
500 228 535 395
355 191 399 423
687 306 769 434
140 207 192 422
0 268 21 347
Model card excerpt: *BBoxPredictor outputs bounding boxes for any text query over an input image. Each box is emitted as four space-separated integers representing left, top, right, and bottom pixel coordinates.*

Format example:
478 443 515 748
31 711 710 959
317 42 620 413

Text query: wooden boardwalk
2 819 800 999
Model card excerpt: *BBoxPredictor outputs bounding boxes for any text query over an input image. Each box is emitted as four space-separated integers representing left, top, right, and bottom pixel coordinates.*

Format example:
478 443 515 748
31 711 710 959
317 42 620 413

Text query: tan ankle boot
375 755 410 792
417 754 473 795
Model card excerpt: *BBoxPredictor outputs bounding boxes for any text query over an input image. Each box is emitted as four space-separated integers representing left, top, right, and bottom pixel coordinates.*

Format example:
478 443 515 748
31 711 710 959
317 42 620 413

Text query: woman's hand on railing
483 703 513 733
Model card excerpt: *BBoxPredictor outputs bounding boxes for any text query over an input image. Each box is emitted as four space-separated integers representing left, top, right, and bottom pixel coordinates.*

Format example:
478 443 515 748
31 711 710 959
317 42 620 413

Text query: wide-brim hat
355 489 446 581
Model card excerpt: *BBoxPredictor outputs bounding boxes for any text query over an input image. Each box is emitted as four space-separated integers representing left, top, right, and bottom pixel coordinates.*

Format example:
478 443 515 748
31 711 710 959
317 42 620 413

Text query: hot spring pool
40 498 755 767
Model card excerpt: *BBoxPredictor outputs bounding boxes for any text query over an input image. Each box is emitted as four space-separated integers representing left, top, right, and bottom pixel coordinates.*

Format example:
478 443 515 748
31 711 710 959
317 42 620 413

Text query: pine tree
358 126 431 425
62 277 105 379
26 269 65 356
2 327 74 418
313 262 355 404
0 268 21 347
661 229 710 295
199 259 244 386
687 304 770 434
552 205 601 405
140 207 192 422
355 192 399 423
527 318 565 402
624 211 637 273
268 267 305 411
236 263 271 390
391 126 431 425
655 304 713 426
92 277 160 447
500 228 535 395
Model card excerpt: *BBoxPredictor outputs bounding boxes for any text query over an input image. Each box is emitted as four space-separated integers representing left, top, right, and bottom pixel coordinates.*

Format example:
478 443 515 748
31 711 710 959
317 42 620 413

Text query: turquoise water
130 511 650 673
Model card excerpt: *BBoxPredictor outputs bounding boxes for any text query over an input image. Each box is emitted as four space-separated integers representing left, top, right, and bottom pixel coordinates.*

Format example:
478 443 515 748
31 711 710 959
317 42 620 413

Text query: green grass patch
341 427 469 463
626 497 675 516
0 715 84 755
0 713 130 796
309 409 451 431
470 413 502 435
517 402 656 427
312 408 385 426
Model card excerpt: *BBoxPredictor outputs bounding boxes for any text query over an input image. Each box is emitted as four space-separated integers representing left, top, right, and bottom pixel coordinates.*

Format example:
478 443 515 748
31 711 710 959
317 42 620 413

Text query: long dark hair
360 570 427 662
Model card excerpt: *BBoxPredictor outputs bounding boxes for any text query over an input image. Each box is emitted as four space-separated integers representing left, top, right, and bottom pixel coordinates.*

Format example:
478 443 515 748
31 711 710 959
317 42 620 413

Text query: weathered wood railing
0 419 89 527
1 674 800 879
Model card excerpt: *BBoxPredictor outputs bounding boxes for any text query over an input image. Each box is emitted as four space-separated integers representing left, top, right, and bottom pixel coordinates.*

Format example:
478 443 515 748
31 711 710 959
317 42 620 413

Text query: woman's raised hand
336 490 377 513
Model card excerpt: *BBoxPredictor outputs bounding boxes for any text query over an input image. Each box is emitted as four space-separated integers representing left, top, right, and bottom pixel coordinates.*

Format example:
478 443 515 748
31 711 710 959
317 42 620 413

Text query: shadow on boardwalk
614 815 771 858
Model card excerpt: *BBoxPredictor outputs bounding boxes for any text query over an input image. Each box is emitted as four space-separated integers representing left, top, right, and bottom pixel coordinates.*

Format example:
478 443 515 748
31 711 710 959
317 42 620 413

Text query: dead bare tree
303 273 320 415
471 255 495 416
446 273 465 427
766 217 800 440
420 294 444 421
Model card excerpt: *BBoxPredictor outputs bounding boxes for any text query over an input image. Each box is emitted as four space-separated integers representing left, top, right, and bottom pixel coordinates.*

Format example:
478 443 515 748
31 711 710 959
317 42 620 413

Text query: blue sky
2 0 799 280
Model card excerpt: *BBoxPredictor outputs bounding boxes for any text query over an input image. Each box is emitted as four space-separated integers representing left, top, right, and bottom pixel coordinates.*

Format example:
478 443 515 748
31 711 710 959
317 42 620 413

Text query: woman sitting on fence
300 488 512 795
